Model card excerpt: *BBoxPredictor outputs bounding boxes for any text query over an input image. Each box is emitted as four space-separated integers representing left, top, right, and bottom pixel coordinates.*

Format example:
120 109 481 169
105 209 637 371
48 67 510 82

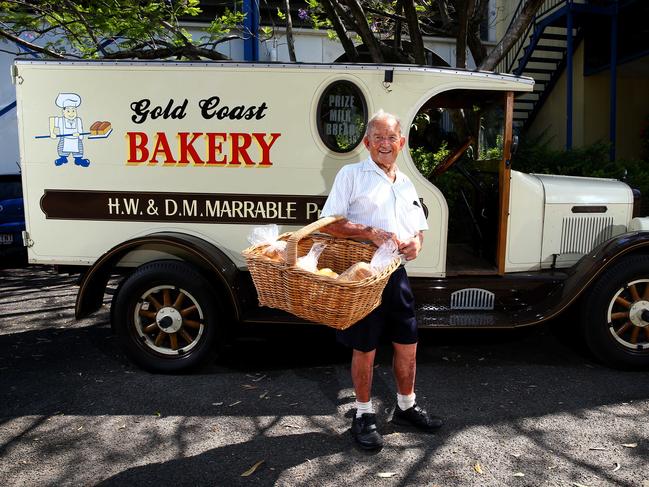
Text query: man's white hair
365 109 402 137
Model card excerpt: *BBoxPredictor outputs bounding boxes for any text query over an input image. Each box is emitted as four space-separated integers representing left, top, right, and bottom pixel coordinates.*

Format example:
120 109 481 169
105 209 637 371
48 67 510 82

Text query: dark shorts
336 266 418 352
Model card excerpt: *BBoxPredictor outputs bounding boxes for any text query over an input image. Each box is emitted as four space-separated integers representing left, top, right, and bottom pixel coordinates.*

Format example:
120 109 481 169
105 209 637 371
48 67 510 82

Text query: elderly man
321 109 443 450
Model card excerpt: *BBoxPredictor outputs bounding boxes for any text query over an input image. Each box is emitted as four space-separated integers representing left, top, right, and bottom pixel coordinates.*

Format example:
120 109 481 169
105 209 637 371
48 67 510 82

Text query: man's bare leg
391 341 443 431
351 349 376 402
392 342 417 395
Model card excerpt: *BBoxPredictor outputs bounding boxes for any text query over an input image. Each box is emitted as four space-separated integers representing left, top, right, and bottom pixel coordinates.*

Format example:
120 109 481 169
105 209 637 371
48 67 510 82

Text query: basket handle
286 215 343 266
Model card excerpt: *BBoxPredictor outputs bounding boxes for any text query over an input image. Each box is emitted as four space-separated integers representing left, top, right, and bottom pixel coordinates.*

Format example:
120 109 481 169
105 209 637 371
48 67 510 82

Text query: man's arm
321 218 398 248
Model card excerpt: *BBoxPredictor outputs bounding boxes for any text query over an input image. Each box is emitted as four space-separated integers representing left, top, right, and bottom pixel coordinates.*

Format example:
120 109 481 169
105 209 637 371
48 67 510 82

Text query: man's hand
398 232 423 261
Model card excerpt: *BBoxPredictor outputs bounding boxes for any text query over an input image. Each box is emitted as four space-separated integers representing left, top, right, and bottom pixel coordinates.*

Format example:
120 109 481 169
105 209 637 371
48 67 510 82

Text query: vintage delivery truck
12 60 649 372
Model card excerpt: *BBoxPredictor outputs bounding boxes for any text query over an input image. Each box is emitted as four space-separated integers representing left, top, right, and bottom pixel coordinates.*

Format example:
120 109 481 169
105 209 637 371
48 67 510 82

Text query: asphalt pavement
1 264 648 486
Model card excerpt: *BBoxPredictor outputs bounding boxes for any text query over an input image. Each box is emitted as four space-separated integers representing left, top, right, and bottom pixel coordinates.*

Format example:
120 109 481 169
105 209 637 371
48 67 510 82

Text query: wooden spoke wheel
134 285 205 356
581 255 649 369
606 279 649 351
112 260 221 372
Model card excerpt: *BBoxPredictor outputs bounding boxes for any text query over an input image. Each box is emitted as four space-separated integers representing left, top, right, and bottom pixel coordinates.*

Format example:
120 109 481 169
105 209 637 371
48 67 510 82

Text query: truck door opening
409 89 514 275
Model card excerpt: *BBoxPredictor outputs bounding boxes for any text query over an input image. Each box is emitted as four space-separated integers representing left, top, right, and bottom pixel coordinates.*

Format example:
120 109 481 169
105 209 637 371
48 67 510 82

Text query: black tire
580 254 649 369
112 260 221 373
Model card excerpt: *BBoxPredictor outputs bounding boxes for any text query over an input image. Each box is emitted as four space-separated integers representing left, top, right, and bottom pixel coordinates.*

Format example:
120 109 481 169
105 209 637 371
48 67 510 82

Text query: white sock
397 392 416 411
355 400 374 418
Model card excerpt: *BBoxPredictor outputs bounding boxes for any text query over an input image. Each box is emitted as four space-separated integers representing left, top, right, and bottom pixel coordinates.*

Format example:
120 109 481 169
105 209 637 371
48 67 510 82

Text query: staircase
496 0 617 130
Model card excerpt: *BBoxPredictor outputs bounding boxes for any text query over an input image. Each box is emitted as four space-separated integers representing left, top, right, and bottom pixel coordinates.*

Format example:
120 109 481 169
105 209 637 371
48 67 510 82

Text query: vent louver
450 288 495 310
560 216 614 254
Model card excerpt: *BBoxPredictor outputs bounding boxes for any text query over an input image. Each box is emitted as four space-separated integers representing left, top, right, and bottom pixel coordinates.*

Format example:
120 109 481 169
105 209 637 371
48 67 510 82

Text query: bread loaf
262 244 285 262
337 262 373 282
90 121 112 135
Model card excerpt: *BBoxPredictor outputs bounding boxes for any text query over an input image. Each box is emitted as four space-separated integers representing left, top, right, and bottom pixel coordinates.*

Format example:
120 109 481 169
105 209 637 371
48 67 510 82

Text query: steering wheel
430 137 474 179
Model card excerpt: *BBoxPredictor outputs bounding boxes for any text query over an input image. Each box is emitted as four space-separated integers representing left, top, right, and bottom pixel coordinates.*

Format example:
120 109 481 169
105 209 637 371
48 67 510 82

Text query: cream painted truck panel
505 170 544 272
15 61 533 277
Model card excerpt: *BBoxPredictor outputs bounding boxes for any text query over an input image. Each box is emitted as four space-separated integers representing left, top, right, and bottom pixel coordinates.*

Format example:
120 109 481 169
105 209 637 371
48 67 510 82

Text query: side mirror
511 134 519 155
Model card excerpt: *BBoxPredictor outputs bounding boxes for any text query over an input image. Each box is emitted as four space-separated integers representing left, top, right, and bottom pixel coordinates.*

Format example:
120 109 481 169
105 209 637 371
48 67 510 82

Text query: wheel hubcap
607 279 649 350
133 285 204 356
156 307 183 333
629 300 649 328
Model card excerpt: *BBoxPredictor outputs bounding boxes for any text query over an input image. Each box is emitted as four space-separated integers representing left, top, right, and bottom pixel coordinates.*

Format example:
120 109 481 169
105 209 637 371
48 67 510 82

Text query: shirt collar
362 156 403 184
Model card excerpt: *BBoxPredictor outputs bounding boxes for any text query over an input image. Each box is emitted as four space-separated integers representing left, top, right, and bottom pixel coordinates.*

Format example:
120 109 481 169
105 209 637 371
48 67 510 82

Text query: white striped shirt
321 156 428 241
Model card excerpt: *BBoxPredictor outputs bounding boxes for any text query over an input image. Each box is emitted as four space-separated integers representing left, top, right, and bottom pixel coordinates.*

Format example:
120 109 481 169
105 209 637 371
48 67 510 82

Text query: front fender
552 231 649 314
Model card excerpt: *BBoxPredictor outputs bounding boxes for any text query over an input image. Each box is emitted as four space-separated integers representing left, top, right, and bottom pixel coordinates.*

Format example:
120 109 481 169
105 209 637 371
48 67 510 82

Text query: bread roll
315 267 339 278
337 262 373 282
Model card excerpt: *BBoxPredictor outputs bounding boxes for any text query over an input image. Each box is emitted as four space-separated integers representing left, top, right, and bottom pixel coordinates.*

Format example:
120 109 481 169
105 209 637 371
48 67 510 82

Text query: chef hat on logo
55 93 81 108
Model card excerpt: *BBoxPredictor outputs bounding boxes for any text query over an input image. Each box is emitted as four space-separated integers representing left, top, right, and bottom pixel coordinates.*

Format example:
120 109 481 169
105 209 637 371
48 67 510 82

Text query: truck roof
14 59 534 92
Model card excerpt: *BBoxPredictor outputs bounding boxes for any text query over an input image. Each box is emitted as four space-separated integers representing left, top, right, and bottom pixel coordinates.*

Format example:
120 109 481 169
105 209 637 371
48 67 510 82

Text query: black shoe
351 413 384 450
392 403 443 432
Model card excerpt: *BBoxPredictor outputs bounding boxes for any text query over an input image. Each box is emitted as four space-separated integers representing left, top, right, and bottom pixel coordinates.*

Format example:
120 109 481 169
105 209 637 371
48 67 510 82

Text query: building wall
612 74 649 160
496 0 520 41
528 41 649 160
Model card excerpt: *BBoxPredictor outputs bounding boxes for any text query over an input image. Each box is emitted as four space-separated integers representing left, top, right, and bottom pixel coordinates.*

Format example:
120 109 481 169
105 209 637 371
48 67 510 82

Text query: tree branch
161 20 193 47
63 0 108 56
364 6 407 23
479 0 544 71
393 0 403 50
341 0 383 62
103 44 229 61
321 0 358 61
402 0 426 65
0 29 65 58
467 28 487 67
284 0 297 62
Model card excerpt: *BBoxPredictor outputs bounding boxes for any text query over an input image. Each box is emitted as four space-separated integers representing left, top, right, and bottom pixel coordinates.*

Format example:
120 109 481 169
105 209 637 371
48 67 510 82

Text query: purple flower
298 8 309 20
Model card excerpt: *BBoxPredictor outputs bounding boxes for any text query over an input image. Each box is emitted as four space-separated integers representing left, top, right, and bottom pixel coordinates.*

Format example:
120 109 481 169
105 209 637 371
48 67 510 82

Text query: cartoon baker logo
35 92 112 167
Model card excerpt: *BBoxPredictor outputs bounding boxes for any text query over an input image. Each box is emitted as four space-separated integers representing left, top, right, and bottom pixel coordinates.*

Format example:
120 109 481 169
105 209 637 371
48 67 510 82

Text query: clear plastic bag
247 224 287 262
337 240 399 282
370 240 399 273
296 242 327 273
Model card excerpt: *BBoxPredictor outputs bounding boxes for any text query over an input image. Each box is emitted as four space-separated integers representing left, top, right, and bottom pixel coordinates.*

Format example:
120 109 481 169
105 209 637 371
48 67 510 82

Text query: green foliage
0 0 241 60
206 9 245 40
479 134 503 160
410 141 450 178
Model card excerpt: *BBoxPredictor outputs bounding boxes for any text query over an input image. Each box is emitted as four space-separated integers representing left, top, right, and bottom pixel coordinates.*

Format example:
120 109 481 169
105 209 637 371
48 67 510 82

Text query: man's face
363 117 406 167
63 107 77 120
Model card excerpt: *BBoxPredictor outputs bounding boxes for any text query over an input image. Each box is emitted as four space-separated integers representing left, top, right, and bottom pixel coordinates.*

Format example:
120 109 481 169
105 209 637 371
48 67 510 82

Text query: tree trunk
467 28 487 67
321 0 358 61
467 0 489 67
284 0 297 62
479 0 545 71
455 0 469 68
402 0 426 65
341 0 384 62
393 0 403 51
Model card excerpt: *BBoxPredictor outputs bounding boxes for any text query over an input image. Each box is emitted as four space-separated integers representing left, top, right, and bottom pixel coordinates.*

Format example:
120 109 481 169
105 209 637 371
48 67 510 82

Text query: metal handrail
495 0 581 74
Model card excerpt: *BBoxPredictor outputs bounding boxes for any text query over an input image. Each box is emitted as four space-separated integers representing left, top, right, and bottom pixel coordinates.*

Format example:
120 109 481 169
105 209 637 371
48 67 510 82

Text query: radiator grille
560 216 614 254
450 288 495 310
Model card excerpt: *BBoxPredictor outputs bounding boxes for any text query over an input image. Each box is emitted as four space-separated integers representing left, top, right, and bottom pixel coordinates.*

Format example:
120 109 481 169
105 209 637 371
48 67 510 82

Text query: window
316 80 367 153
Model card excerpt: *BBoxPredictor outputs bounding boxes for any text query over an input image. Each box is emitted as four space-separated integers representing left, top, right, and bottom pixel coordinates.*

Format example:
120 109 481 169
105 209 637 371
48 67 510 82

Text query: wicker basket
242 215 401 329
